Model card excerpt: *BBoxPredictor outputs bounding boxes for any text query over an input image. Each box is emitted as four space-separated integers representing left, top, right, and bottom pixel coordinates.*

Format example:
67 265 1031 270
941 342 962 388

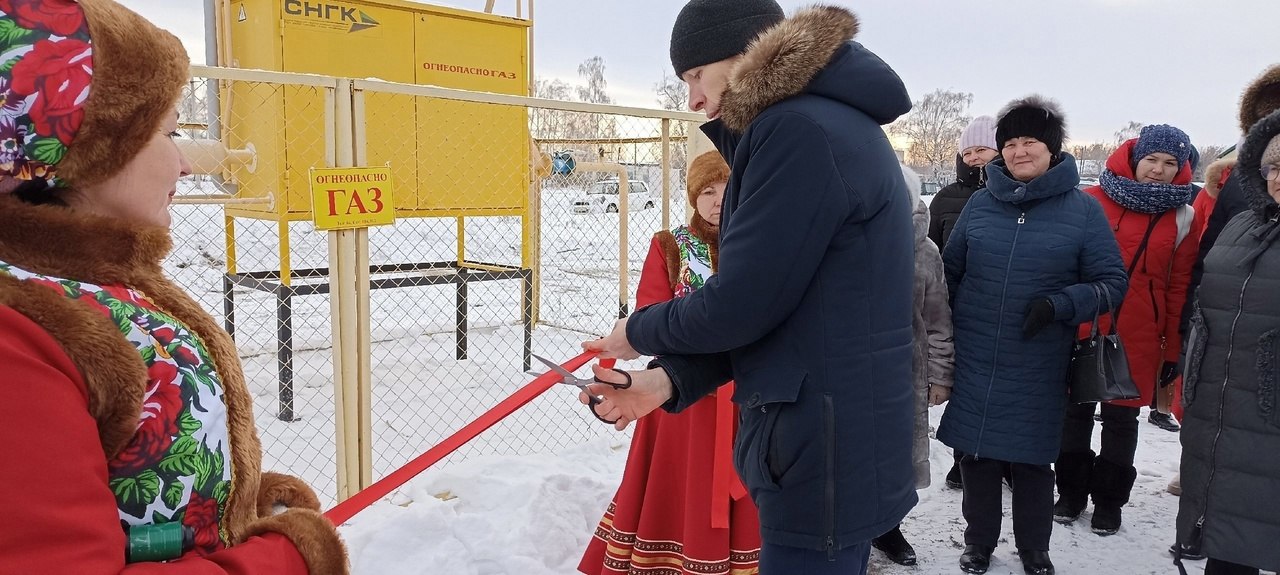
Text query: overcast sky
121 0 1277 147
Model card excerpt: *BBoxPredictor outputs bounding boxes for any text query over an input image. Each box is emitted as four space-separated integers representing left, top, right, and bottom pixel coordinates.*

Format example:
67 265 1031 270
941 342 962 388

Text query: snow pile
338 404 1231 575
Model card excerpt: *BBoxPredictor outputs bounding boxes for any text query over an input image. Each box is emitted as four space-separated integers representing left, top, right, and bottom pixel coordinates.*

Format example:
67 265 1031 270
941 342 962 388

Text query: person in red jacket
1052 124 1200 537
0 1 346 573
579 151 761 575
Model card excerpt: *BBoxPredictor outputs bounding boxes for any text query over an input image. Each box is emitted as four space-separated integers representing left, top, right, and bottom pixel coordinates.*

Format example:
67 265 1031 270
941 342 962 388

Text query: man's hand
582 317 640 360
581 365 673 431
928 385 951 406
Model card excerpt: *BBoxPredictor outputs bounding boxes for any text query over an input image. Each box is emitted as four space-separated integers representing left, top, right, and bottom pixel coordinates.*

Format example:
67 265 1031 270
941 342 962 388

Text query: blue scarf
1098 169 1193 214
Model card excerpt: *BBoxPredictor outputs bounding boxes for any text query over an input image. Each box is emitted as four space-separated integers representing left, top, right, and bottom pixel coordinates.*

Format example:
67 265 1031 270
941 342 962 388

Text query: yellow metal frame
184 53 704 503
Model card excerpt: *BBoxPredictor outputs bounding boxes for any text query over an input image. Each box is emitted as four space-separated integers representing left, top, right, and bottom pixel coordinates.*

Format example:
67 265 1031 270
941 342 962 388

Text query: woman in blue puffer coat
937 95 1128 575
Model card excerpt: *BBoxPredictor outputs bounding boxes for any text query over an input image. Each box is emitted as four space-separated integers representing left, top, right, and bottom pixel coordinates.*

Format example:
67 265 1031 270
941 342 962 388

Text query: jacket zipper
976 208 1026 456
1192 268 1256 542
823 394 836 561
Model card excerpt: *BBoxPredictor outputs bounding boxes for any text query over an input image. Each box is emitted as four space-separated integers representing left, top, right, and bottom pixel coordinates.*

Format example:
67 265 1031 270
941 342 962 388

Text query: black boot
960 544 994 574
871 524 917 566
1017 549 1055 575
1090 458 1137 536
1053 450 1093 524
1170 542 1206 561
1148 411 1181 432
947 450 964 489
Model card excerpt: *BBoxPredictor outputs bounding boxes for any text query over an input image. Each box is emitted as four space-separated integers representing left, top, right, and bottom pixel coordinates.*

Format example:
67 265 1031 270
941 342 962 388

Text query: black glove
1159 361 1179 387
1022 298 1056 340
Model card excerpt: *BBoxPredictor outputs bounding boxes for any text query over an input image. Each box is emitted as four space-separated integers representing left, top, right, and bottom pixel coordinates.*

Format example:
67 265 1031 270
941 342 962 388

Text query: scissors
532 353 633 424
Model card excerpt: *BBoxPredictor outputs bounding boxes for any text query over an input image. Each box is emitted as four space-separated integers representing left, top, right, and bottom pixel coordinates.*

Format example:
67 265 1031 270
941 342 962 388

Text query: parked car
920 181 942 197
571 179 656 214
1077 177 1100 191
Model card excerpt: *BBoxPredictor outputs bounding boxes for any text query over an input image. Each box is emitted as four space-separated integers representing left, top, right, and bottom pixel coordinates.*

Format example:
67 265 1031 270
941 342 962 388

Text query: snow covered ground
164 180 1250 574
336 402 1222 575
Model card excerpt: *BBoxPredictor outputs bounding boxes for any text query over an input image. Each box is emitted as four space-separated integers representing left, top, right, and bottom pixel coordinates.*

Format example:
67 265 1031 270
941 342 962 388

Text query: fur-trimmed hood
717 5 910 133
1204 158 1237 200
1239 64 1280 135
1238 109 1280 218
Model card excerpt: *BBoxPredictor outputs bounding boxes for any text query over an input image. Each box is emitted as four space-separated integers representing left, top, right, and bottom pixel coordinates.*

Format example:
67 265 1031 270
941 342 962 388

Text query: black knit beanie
996 95 1068 157
669 0 785 77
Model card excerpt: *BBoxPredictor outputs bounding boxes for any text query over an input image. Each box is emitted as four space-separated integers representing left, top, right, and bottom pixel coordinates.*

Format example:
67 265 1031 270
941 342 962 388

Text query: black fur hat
996 95 1067 157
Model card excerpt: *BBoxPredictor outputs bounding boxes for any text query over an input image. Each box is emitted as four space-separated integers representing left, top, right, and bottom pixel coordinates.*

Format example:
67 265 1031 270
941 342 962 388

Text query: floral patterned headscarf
0 0 92 188
0 0 188 194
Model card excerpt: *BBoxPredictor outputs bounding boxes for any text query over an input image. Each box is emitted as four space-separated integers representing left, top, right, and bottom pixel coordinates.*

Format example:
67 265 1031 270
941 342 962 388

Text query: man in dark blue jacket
579 1 918 573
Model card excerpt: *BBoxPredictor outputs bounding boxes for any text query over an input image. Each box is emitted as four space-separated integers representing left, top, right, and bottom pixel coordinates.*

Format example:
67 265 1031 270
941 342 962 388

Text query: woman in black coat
1175 108 1280 575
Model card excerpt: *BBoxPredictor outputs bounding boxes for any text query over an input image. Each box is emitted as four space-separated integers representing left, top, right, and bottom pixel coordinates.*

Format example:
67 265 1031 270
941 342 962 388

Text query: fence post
329 78 374 500
661 119 671 232
351 86 374 490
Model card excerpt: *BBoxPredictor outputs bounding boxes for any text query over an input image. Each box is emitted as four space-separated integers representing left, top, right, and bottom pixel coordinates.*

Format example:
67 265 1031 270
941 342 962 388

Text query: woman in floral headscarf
0 1 346 573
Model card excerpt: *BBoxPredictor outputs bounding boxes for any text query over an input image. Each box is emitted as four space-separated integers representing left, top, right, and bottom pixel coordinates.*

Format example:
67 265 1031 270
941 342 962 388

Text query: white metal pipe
175 139 256 176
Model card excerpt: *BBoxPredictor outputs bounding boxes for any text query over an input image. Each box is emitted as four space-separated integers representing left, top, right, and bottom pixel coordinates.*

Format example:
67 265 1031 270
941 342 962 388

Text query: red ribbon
710 382 748 529
324 352 611 525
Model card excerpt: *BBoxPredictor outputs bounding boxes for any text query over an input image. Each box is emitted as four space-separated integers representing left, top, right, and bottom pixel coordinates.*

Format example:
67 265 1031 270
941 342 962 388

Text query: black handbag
1069 284 1140 404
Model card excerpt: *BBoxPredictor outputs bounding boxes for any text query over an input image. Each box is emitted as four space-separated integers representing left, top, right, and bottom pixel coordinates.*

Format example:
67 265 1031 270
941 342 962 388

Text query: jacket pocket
1183 304 1208 407
732 367 806 492
1258 330 1279 429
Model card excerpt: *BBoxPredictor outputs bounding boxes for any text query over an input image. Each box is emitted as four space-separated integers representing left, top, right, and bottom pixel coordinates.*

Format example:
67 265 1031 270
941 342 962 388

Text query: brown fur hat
686 151 730 208
1240 64 1280 134
0 0 188 191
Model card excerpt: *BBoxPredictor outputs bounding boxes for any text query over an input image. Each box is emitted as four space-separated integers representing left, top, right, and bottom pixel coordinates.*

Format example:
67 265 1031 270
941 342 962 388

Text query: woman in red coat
0 1 346 572
1053 125 1201 536
579 152 761 575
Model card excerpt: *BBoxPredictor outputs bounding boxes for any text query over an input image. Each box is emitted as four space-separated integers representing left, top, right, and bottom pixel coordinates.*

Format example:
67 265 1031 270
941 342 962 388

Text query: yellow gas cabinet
222 0 531 218
217 0 536 420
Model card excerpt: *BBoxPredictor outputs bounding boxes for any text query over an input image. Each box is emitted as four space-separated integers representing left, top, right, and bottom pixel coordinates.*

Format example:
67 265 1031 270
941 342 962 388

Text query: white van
570 179 656 214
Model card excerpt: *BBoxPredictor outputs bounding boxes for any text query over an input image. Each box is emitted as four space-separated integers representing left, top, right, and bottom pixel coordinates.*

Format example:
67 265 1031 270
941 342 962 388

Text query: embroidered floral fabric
0 0 93 187
0 261 233 554
671 225 713 299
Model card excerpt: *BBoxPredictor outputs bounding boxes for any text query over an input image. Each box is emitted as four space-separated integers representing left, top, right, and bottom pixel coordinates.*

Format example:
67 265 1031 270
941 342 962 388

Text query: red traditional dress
579 224 760 575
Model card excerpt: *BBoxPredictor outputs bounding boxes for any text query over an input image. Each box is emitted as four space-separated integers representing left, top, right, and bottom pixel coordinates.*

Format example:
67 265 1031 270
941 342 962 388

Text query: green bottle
125 523 196 563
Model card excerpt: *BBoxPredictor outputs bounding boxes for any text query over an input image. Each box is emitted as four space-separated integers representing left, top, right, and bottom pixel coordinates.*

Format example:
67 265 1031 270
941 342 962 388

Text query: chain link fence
167 68 700 506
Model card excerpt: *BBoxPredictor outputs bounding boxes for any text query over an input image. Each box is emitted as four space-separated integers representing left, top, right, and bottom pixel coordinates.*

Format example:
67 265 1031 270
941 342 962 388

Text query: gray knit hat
958 116 997 153
669 0 785 77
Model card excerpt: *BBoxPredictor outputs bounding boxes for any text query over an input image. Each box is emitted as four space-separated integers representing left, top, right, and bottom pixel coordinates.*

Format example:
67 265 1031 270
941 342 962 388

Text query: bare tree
654 70 688 112
1114 121 1145 145
530 57 619 146
531 76 583 141
1071 142 1114 177
576 56 613 105
890 89 973 178
654 69 690 170
574 56 618 152
1195 144 1227 180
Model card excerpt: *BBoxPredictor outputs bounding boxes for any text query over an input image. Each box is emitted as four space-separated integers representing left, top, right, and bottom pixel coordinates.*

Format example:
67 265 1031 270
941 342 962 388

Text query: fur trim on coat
1239 64 1280 134
0 196 345 570
718 5 859 133
1204 158 1237 200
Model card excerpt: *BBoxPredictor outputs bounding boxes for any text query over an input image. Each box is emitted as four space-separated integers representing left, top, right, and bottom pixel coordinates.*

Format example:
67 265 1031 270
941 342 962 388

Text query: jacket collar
718 5 859 133
984 153 1082 206
0 195 170 285
1238 109 1280 219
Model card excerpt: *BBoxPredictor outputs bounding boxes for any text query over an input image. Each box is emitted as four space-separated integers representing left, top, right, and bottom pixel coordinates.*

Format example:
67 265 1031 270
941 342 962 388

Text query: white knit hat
957 115 997 154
